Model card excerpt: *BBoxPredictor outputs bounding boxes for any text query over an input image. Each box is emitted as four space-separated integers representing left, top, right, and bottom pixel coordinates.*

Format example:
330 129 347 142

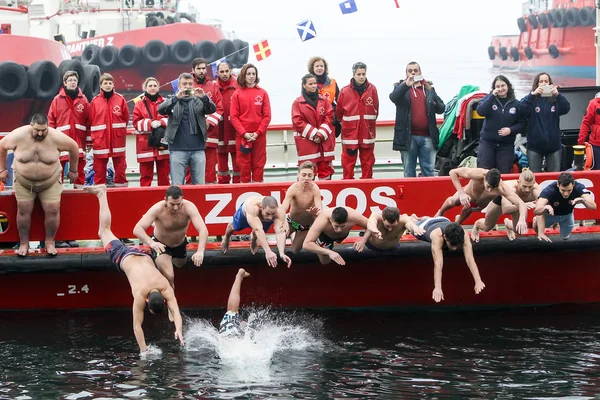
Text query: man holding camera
158 72 217 185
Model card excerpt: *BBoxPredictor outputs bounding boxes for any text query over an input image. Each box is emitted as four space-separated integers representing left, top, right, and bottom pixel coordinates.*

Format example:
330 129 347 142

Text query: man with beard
191 58 223 185
215 61 240 184
0 114 79 256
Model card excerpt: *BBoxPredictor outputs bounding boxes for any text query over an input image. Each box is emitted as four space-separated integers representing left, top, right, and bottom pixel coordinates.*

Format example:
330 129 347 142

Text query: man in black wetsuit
414 216 485 303
303 206 367 265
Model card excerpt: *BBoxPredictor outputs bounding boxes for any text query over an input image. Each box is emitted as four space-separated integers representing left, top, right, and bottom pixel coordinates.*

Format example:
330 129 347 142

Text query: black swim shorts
150 236 188 260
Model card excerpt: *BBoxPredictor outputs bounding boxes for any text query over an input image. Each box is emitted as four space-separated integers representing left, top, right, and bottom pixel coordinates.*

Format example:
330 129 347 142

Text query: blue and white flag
211 57 227 78
339 0 357 14
296 19 317 42
170 79 178 93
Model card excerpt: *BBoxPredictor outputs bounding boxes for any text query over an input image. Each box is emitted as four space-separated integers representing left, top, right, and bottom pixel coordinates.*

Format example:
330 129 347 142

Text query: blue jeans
543 212 575 240
170 150 206 185
477 140 514 174
527 149 561 172
401 136 436 177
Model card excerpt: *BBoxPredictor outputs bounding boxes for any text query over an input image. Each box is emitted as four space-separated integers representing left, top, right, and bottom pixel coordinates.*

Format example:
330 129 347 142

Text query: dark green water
2 306 600 399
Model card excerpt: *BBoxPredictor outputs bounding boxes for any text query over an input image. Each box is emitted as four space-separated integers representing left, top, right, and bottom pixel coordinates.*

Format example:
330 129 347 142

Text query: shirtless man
470 168 540 242
220 195 291 268
414 216 485 303
0 114 79 256
85 185 184 355
279 162 323 252
133 186 208 290
435 167 528 234
303 206 368 265
354 206 425 252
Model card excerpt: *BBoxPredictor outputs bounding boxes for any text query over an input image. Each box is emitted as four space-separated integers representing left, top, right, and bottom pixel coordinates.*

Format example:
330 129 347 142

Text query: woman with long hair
476 75 524 173
308 56 341 137
520 72 570 172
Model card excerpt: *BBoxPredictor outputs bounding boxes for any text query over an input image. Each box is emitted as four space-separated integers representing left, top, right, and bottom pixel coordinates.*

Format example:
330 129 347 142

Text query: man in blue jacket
390 62 445 177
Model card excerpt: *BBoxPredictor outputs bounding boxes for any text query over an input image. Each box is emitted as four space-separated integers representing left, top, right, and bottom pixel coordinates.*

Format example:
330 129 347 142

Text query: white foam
139 344 163 360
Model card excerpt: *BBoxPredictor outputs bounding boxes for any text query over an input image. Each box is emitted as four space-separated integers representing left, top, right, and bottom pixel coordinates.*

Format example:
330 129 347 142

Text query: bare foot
45 241 58 256
238 268 250 279
220 237 230 254
16 243 29 257
83 184 107 196
470 225 481 243
250 235 258 255
504 218 516 241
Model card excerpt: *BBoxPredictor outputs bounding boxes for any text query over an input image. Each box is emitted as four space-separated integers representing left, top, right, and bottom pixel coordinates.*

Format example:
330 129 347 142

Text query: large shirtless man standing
303 206 367 265
470 168 541 242
279 161 323 252
354 206 425 252
435 167 528 235
134 185 209 290
0 114 80 256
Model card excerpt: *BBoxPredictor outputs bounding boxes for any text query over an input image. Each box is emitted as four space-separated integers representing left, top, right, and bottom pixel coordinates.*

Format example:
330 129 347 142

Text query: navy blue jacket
389 81 445 151
520 93 570 154
476 94 525 146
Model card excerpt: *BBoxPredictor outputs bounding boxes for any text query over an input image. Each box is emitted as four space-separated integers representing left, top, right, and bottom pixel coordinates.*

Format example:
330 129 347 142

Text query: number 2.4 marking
67 285 90 294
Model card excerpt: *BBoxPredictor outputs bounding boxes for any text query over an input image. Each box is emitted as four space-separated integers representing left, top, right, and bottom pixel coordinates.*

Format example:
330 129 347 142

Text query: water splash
139 344 163 360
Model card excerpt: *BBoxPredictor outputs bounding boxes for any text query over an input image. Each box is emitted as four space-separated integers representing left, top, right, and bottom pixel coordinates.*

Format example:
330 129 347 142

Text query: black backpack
144 99 168 150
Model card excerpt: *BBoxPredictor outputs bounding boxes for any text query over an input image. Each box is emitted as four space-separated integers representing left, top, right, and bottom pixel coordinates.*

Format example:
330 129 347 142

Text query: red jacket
230 85 272 148
194 79 224 148
132 95 169 163
336 80 379 149
292 94 335 163
217 76 239 153
48 87 89 161
89 91 130 158
579 98 600 146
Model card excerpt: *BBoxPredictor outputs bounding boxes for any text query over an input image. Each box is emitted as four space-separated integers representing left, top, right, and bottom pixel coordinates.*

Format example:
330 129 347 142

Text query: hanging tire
142 40 169 64
118 44 141 68
579 6 593 26
554 8 566 27
547 10 555 26
0 62 28 101
566 7 580 26
98 46 119 70
233 40 249 67
146 16 159 27
80 44 101 65
166 16 174 24
510 47 520 61
230 39 246 65
538 13 548 28
499 46 508 61
528 14 539 29
195 40 217 61
487 46 496 60
72 55 81 61
27 60 61 100
82 64 100 101
57 59 85 86
517 17 527 32
525 46 534 59
169 40 195 64
216 39 236 61
549 44 560 59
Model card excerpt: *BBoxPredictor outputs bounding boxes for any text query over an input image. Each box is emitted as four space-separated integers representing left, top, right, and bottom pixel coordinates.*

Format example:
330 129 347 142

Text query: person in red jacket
89 73 130 186
291 74 335 179
578 94 600 170
308 56 341 138
216 61 240 184
132 77 170 186
336 62 379 179
48 70 89 187
192 58 224 184
230 63 272 183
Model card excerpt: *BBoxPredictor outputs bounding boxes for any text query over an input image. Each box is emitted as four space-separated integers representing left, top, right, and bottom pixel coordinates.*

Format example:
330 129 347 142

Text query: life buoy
58 59 85 87
584 142 594 170
553 8 566 27
0 62 28 101
82 64 100 102
27 60 61 100
538 12 548 28
548 44 560 59
579 6 593 26
510 47 520 61
499 46 508 61
517 17 527 32
487 46 496 60
528 14 539 29
142 40 169 64
118 44 141 68
565 7 579 26
81 44 101 65
524 46 534 59
169 40 195 64
195 40 217 62
98 46 119 70
216 39 236 62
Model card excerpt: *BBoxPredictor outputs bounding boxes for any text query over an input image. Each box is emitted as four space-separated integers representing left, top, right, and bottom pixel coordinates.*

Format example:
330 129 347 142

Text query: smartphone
183 89 193 96
541 85 552 97
413 75 424 82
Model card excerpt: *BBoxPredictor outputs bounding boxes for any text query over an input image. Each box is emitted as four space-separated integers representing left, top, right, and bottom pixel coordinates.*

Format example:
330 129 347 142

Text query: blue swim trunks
105 239 151 273
232 203 274 233
219 311 244 337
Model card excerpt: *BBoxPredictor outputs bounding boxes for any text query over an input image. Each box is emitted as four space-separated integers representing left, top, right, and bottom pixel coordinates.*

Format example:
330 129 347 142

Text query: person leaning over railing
578 93 600 170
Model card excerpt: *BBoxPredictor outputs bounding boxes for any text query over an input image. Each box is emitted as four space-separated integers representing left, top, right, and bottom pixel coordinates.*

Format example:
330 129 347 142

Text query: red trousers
94 156 128 185
139 159 170 187
315 160 334 180
61 158 85 185
341 147 374 179
205 147 217 184
238 142 266 183
217 151 240 184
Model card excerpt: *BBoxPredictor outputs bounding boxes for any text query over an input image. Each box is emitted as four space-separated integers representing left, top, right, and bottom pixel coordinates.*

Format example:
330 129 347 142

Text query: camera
183 88 193 96
541 85 553 97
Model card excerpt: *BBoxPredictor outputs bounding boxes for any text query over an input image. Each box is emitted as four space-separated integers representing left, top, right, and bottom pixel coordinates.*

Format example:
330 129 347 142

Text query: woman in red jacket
230 63 272 183
291 74 335 179
132 77 170 186
578 94 600 170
